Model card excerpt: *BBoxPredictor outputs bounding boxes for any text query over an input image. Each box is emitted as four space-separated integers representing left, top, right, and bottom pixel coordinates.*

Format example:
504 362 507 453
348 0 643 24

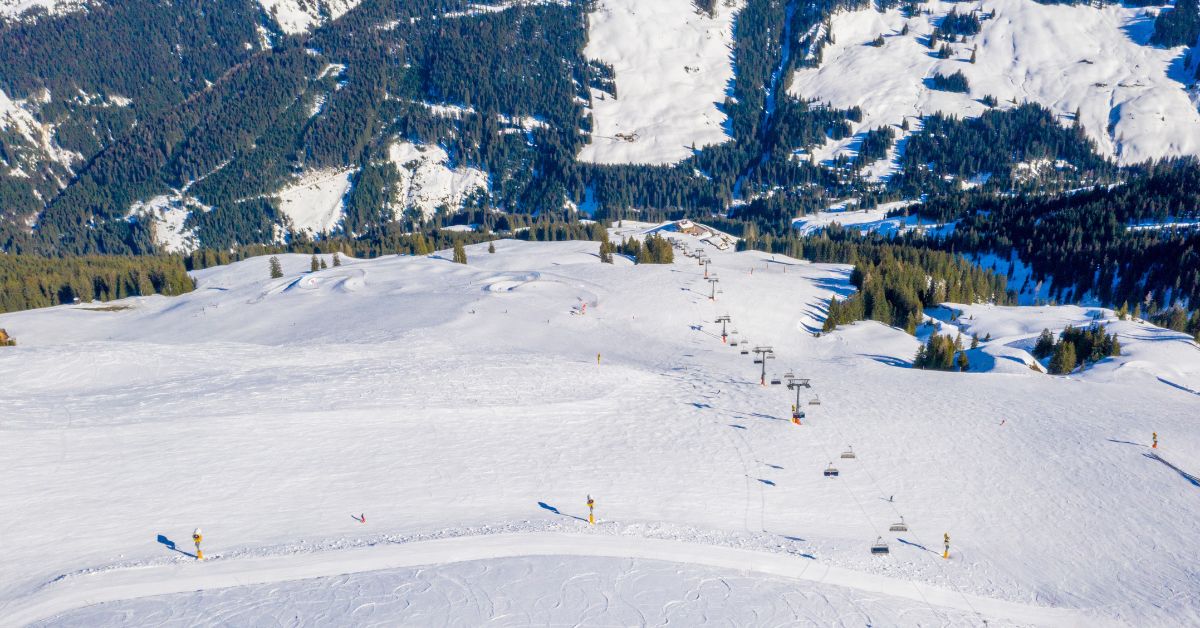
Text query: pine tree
333 252 342 267
311 254 320 272
269 256 283 279
453 240 468 264
320 258 328 269
488 241 496 254
1032 328 1055 358
1049 341 1077 374
969 47 977 64
957 349 969 371
970 333 979 349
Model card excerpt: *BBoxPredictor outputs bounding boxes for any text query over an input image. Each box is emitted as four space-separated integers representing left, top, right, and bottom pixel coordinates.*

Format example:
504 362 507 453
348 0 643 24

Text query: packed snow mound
1 237 1199 624
386 141 488 220
791 0 1200 165
579 0 741 165
257 0 362 35
274 168 354 236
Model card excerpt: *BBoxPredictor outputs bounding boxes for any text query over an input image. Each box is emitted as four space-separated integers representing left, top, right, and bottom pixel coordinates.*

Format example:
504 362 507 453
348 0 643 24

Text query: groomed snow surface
1 226 1199 625
791 0 1200 166
579 0 741 165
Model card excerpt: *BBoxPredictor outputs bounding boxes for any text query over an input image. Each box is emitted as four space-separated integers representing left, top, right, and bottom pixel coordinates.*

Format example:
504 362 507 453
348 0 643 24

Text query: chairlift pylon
823 463 839 477
840 446 856 459
889 517 908 532
871 537 890 554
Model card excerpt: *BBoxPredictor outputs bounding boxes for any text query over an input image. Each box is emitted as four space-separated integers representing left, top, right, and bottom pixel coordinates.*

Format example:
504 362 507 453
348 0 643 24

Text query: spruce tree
333 252 342 267
320 258 328 269
1032 328 1055 358
957 349 969 371
488 241 496 254
310 254 319 272
1049 341 1077 374
269 256 283 279
453 240 468 264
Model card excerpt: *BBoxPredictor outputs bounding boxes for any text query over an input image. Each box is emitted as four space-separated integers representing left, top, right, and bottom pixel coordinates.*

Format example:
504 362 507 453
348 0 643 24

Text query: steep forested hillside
1 0 1199 323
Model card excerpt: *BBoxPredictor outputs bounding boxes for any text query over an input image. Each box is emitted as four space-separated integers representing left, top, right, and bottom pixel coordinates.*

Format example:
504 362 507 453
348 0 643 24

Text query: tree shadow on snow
859 354 912 368
538 502 588 522
157 534 195 558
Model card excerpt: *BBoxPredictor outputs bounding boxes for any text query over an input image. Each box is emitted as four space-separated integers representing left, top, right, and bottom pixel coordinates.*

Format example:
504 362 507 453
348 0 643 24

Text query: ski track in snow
1 225 1198 625
18 533 1082 627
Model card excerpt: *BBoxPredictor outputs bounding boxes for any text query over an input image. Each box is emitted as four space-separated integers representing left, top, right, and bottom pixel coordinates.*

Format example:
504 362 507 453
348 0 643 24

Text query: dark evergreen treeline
933 9 982 39
857 126 895 164
0 254 195 313
911 159 1200 309
1150 0 1200 47
614 233 675 264
913 332 969 371
1032 324 1121 373
928 71 970 93
890 103 1111 196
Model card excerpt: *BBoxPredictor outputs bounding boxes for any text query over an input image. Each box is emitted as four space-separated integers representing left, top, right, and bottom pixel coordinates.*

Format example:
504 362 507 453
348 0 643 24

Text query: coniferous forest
1 0 1200 326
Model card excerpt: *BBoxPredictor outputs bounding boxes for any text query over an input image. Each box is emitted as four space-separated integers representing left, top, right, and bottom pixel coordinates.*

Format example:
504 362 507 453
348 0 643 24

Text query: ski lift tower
752 346 775 386
702 257 712 278
715 315 731 343
786 376 810 422
707 276 720 301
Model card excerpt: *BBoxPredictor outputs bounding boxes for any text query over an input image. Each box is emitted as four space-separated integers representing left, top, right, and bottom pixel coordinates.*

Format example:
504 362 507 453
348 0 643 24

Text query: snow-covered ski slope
791 0 1200 165
579 0 740 165
1 228 1199 625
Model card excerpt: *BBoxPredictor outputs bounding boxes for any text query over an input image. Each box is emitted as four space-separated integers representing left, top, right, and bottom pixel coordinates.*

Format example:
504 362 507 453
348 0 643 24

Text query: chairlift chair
823 463 839 477
740 348 750 355
809 395 821 406
889 517 908 532
730 339 739 346
840 446 856 459
783 371 795 379
770 377 782 385
870 537 890 555
753 358 763 364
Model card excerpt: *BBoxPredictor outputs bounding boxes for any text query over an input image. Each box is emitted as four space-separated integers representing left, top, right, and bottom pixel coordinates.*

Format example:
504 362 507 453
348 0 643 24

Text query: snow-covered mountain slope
0 89 79 182
275 167 355 236
387 141 488 220
791 0 1200 165
257 0 361 35
1 232 1199 624
126 195 203 254
0 0 82 20
579 0 741 164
